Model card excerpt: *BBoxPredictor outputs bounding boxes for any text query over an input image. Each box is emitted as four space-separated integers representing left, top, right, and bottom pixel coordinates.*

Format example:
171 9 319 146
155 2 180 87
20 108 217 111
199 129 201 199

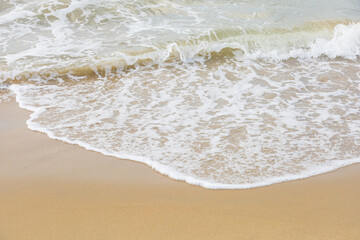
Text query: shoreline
1 99 360 239
11 85 360 190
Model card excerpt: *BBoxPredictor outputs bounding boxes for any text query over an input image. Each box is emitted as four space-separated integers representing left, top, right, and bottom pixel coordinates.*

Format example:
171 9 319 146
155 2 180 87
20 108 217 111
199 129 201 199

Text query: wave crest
1 21 360 84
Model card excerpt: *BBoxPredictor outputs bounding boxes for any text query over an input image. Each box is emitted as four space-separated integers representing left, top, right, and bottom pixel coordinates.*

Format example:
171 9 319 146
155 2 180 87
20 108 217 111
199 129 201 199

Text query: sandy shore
0 99 359 240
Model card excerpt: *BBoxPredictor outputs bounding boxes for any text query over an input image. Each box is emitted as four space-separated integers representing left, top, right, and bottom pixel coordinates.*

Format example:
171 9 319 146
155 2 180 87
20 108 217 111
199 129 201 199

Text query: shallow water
1 0 360 188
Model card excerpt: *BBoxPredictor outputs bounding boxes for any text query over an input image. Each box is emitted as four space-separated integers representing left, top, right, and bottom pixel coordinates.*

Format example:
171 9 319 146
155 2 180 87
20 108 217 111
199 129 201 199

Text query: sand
0 99 359 240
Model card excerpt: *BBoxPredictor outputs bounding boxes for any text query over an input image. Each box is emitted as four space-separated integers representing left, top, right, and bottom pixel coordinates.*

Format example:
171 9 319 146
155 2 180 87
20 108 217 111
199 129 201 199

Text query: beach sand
0 99 359 240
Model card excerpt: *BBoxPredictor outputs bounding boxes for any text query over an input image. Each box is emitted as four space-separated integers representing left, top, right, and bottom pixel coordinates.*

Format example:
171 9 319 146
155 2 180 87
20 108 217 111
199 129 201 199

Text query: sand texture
0 99 359 240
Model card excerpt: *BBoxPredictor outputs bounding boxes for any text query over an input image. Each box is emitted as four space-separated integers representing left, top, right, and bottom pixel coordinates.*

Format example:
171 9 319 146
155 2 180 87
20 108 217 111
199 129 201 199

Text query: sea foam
9 56 360 188
2 0 360 189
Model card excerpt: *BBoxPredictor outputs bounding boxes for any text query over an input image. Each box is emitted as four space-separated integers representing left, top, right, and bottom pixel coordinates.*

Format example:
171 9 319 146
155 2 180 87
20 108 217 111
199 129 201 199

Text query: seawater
1 0 360 189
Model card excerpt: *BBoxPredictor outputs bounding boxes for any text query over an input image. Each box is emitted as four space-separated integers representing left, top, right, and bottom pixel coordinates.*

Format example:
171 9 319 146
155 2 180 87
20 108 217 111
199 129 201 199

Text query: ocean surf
1 0 360 188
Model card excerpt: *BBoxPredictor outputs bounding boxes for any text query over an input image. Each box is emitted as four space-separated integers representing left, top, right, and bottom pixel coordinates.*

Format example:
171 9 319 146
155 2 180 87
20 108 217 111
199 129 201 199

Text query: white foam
10 84 360 189
3 0 360 189
1 0 360 82
9 56 360 189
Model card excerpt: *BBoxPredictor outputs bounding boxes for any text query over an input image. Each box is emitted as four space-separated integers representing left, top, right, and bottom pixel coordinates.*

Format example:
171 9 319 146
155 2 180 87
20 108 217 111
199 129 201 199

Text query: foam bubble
0 85 13 103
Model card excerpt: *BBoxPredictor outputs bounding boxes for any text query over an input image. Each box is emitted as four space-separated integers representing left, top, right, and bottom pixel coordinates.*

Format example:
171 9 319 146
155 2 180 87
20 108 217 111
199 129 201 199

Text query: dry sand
0 99 359 240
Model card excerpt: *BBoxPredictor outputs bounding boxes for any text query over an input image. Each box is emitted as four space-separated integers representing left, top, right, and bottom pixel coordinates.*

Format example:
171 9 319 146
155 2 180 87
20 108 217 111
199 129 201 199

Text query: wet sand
0 99 359 240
